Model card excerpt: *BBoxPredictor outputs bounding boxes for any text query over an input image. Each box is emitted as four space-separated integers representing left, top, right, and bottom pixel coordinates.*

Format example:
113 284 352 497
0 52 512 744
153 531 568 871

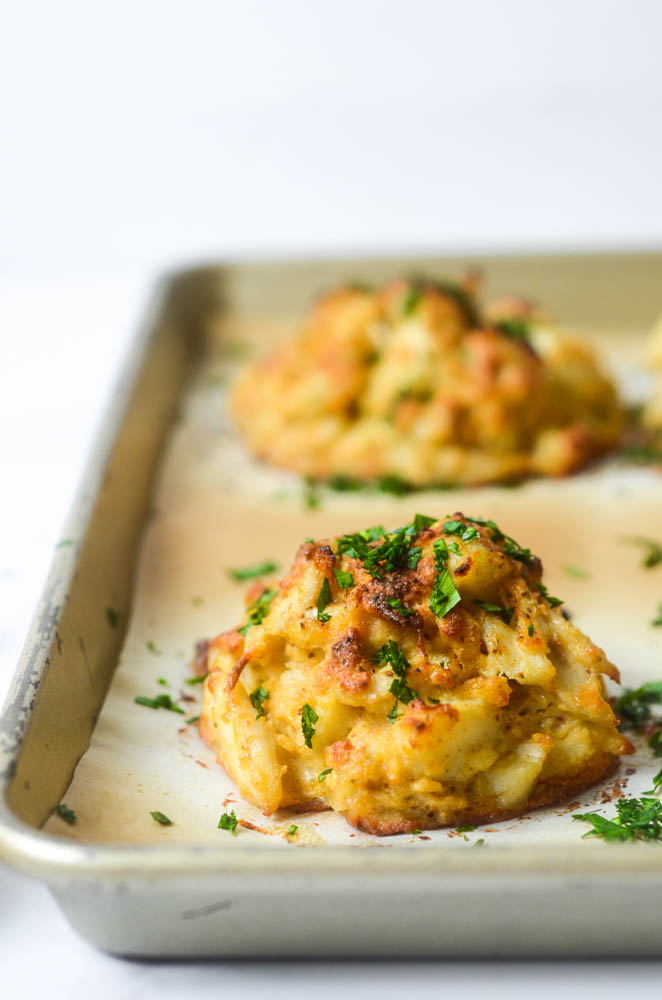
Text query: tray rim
2 249 662 887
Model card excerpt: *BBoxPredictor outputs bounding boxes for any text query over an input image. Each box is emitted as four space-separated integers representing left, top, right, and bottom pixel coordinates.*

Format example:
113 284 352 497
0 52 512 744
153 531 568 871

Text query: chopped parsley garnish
652 603 662 627
615 681 662 730
429 538 461 619
326 475 363 492
185 673 208 685
537 583 564 608
333 568 355 589
386 598 414 617
376 474 414 497
362 528 417 577
573 797 662 842
649 730 662 757
56 538 74 548
455 824 475 833
150 810 173 826
373 640 417 720
622 536 662 569
406 546 423 569
218 810 238 835
191 595 204 607
301 703 319 748
474 838 486 847
157 677 168 686
238 586 279 635
146 640 161 654
106 606 120 629
186 714 200 725
287 824 298 836
318 768 333 782
645 766 662 795
494 317 531 340
249 685 270 719
402 286 422 316
228 560 279 581
316 577 333 623
475 599 513 625
303 477 320 510
527 622 535 637
55 803 76 824
461 515 534 565
621 444 662 465
443 519 479 541
134 693 185 714
563 564 590 580
412 513 436 533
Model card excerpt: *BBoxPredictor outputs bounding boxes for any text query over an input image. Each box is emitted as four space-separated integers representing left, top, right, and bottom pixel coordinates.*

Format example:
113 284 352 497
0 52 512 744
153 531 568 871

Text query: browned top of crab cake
199 513 631 834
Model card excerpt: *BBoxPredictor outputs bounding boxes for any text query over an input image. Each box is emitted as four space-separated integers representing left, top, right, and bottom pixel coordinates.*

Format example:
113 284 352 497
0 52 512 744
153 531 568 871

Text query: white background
1 1 661 996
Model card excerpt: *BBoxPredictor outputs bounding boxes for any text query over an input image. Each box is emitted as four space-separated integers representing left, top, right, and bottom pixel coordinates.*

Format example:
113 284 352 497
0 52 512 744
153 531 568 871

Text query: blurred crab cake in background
643 314 662 433
230 277 623 487
197 513 631 835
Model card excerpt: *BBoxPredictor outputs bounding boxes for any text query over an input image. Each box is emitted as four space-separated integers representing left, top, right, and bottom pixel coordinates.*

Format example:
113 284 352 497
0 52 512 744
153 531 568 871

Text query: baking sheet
44 313 662 850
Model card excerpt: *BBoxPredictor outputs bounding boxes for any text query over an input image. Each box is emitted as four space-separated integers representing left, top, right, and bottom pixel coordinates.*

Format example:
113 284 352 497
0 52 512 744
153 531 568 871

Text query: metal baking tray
2 251 662 958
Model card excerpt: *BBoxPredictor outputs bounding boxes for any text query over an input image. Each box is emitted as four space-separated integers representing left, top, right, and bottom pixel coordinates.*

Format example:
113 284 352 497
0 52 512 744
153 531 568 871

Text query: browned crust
323 628 371 693
225 651 251 693
347 754 620 836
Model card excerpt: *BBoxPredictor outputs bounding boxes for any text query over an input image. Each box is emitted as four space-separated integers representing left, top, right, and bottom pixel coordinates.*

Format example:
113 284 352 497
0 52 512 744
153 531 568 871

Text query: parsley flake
186 714 200 725
615 681 662 730
106 606 120 629
287 824 298 836
376 474 414 497
55 803 76 824
150 810 173 826
475 599 513 625
527 622 535 637
430 538 461 619
652 602 662 627
301 703 319 748
373 640 418 719
402 286 422 316
134 694 185 715
333 568 354 589
303 477 321 510
386 597 414 617
185 673 208 685
494 317 531 340
146 640 161 654
644 766 662 796
238 586 279 635
228 560 279 581
537 583 564 608
623 536 662 569
249 685 270 719
563 564 590 580
316 577 333 623
218 810 238 835
318 768 333 782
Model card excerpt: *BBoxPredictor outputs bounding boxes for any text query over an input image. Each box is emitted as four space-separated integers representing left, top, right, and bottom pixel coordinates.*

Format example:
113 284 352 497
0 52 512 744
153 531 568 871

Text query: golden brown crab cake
198 514 632 835
231 278 623 486
643 315 662 432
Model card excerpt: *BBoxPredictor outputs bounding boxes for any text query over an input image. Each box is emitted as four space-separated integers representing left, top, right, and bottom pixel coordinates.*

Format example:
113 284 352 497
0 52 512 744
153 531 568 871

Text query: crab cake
230 278 623 487
643 315 662 431
198 514 632 835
